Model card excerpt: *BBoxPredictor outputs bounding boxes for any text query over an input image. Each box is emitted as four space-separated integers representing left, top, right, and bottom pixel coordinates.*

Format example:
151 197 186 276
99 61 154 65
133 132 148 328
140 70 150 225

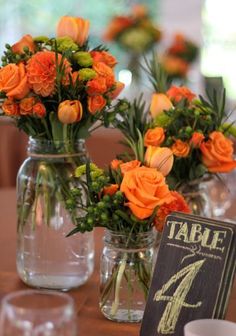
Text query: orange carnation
167 86 196 103
200 131 236 173
171 139 190 157
26 51 72 97
19 97 36 115
110 159 123 170
2 99 19 116
154 191 191 232
120 166 174 220
144 127 165 147
90 51 117 68
33 102 46 118
88 95 106 114
57 16 90 46
86 77 107 96
120 160 141 174
103 184 119 196
12 34 35 54
0 63 29 99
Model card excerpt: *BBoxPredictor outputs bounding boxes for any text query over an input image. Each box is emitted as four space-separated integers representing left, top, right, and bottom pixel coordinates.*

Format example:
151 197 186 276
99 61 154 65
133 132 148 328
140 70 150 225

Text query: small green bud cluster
1 44 33 66
73 51 93 67
77 190 125 233
54 37 78 53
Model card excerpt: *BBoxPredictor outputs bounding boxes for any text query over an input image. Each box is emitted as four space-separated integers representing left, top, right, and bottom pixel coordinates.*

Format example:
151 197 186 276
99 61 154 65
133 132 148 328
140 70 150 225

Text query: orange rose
154 191 191 232
190 132 204 148
88 95 106 114
167 86 196 103
57 16 90 46
171 139 190 157
120 166 174 220
120 160 141 174
2 99 19 116
103 184 119 196
150 93 173 118
33 102 46 118
161 55 188 77
144 127 165 147
110 159 123 170
12 34 35 54
19 97 36 115
145 146 174 176
27 51 72 97
200 131 236 173
90 51 117 68
58 100 83 124
93 62 115 88
86 77 107 96
0 63 29 99
108 81 125 100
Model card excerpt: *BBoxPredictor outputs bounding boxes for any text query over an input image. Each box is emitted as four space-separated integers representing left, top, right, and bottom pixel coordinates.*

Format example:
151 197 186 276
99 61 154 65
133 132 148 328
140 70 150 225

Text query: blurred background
0 0 235 199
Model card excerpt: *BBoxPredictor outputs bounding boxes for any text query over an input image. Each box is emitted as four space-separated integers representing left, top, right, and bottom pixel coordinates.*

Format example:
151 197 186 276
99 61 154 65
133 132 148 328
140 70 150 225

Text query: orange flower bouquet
66 159 190 321
160 33 199 80
109 57 236 217
0 16 123 231
104 4 161 81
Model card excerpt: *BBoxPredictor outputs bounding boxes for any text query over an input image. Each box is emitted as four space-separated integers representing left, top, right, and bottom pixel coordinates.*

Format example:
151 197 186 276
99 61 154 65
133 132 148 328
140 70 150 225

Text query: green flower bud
75 165 86 178
5 43 11 49
194 110 201 117
185 126 192 135
154 112 171 127
103 194 111 202
73 51 93 67
78 68 97 81
55 36 78 53
97 201 105 209
23 46 29 53
33 36 50 43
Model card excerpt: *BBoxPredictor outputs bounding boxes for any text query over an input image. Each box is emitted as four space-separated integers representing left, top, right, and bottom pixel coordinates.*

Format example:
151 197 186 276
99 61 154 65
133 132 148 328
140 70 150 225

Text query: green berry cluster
1 44 33 66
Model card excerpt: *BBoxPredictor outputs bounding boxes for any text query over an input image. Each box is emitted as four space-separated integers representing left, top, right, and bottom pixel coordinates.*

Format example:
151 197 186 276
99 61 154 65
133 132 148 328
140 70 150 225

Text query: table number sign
140 212 236 336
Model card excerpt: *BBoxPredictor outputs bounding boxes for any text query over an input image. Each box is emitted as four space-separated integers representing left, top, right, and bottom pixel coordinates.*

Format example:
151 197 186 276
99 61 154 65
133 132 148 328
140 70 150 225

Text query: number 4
153 259 205 334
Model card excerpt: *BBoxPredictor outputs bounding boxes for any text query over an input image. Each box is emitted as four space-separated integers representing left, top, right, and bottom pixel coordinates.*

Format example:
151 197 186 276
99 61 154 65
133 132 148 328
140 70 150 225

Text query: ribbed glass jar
16 138 94 290
99 229 155 323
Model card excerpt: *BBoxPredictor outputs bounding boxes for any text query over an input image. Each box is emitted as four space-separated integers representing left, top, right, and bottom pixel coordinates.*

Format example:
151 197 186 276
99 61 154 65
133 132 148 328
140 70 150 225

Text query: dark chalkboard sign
140 212 236 336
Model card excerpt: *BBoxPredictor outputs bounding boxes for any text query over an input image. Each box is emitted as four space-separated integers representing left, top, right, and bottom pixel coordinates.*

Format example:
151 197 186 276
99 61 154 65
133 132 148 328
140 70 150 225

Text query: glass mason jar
177 177 213 217
99 229 155 323
16 138 94 290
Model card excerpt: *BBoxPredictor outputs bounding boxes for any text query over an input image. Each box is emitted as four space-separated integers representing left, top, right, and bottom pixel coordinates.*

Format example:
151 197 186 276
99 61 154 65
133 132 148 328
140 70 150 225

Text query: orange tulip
145 146 174 176
150 93 173 118
88 95 106 114
57 16 90 46
58 100 83 124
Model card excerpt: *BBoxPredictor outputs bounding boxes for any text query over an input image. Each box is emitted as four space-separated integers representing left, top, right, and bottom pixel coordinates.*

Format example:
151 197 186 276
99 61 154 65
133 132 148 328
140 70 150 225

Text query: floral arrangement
104 4 161 54
0 15 124 229
160 33 199 80
0 15 123 140
108 57 236 216
67 157 190 317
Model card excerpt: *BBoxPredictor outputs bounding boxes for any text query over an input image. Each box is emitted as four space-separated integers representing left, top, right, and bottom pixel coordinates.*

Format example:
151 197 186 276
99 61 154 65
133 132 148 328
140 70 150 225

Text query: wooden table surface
0 188 235 336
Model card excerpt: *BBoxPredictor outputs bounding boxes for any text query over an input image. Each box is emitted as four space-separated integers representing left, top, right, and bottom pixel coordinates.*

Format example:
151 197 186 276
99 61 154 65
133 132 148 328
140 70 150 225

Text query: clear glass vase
16 138 94 290
99 229 155 323
177 177 213 217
